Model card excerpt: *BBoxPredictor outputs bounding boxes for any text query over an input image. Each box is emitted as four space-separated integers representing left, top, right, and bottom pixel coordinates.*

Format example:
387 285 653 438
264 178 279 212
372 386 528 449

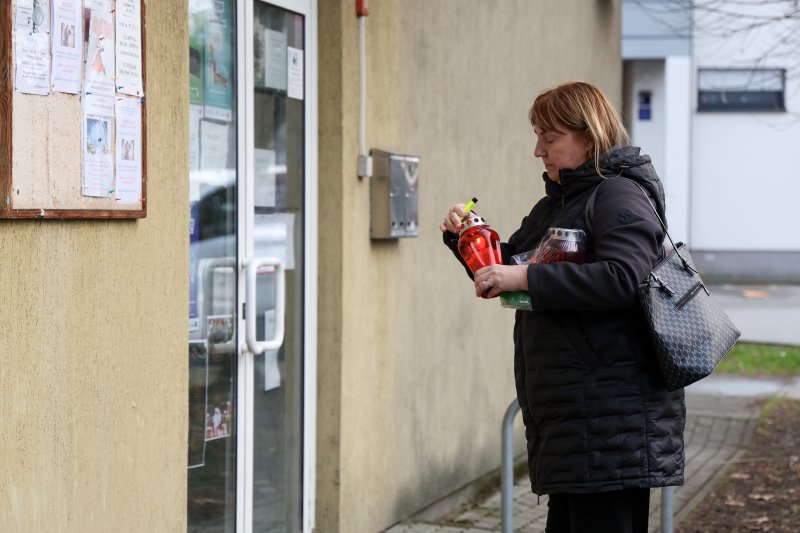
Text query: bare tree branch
632 0 800 69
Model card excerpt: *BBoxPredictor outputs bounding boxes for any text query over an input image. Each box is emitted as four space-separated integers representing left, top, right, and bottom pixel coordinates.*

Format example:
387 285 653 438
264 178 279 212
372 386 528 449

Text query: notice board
0 0 146 219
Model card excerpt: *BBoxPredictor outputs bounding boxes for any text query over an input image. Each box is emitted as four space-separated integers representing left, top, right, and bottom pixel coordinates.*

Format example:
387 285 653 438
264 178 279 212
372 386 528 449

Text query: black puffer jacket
445 146 685 495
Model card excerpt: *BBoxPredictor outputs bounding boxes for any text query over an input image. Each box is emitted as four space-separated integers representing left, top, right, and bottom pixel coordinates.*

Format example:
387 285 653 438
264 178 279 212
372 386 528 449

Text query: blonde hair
529 81 630 175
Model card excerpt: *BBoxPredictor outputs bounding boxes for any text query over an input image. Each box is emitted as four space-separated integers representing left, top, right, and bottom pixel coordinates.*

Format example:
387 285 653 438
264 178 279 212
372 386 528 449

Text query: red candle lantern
458 215 503 275
531 228 586 265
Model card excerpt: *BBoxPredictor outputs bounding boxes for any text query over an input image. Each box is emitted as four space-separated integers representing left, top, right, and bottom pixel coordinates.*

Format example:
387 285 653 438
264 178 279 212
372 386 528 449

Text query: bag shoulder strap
583 176 691 269
583 184 602 237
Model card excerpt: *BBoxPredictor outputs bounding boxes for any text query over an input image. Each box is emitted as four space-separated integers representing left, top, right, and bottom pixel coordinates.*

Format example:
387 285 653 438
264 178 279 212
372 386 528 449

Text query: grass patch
756 396 800 426
715 342 800 377
754 396 786 437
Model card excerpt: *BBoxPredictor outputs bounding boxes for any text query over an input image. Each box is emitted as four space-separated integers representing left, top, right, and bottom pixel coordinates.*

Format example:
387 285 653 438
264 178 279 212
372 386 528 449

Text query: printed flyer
114 97 142 204
115 0 144 97
189 5 205 107
83 114 114 197
83 0 116 117
203 2 233 122
51 0 83 94
15 0 51 96
15 32 50 95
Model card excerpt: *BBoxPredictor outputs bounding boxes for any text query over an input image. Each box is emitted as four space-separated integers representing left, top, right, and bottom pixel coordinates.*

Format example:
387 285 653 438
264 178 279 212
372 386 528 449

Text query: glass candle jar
457 215 503 274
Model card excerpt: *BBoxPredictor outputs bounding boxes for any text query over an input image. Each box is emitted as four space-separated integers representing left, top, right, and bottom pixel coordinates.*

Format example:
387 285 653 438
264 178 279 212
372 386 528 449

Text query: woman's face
533 127 591 183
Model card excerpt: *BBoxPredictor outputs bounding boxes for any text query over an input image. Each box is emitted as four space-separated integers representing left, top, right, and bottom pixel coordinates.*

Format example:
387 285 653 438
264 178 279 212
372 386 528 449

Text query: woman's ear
582 131 595 156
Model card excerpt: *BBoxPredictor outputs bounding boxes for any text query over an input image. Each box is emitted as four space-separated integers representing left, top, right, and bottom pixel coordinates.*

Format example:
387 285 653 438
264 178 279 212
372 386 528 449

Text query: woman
441 81 685 533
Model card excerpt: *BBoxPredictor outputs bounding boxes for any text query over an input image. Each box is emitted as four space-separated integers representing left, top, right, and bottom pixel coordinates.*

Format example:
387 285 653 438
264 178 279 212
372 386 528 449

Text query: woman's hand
473 264 528 298
440 204 468 233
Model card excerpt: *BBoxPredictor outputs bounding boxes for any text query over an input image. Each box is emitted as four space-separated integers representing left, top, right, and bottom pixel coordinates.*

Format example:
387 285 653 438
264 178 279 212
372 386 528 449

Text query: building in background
623 0 800 282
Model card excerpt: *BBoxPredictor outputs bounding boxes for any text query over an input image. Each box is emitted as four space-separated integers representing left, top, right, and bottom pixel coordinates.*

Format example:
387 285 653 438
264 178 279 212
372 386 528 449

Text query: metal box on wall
369 149 419 239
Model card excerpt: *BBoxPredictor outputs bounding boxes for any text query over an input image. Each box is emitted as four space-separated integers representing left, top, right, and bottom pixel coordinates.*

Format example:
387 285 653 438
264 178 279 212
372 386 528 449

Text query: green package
500 291 532 311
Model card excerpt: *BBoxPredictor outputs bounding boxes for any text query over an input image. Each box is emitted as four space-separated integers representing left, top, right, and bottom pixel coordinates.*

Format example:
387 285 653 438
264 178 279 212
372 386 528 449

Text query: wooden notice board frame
0 1 147 219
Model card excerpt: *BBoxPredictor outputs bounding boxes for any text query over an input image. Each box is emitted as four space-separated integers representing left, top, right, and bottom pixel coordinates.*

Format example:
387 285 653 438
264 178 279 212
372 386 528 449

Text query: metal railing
501 400 521 531
501 399 674 533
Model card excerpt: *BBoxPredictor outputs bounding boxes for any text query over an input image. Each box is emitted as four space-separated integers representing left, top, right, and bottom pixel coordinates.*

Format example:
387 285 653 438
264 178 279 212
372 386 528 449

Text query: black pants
545 488 651 533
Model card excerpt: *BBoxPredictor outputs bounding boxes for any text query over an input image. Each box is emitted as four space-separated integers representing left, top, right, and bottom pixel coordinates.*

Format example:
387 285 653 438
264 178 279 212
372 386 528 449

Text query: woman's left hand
473 264 528 298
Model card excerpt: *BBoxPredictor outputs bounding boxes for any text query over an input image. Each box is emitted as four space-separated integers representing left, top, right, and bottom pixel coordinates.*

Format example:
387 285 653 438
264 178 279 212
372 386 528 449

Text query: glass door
188 0 316 531
242 1 307 531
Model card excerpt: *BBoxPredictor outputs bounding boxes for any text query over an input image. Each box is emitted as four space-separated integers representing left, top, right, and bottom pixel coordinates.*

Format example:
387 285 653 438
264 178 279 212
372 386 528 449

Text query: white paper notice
287 47 304 100
254 148 276 208
15 0 50 95
84 0 116 117
16 0 49 33
83 115 114 197
254 213 296 270
15 31 50 95
115 0 144 97
263 310 281 391
189 105 204 202
264 350 281 391
114 98 142 204
264 29 287 91
200 120 230 171
51 0 84 94
15 0 35 30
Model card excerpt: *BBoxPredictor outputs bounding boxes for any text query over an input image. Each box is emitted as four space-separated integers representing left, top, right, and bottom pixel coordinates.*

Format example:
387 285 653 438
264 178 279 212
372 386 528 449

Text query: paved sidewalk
387 375 800 533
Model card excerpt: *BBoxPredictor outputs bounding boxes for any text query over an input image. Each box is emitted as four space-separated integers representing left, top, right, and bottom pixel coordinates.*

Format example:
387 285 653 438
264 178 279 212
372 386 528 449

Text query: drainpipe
356 0 372 178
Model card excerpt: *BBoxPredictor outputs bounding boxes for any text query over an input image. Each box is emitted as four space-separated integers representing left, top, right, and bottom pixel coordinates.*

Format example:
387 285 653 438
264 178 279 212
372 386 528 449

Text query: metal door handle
243 257 285 354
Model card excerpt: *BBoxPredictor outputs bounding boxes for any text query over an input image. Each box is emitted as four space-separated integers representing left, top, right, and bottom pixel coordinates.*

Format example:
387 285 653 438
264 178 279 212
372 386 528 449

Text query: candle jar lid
548 227 586 242
458 215 490 236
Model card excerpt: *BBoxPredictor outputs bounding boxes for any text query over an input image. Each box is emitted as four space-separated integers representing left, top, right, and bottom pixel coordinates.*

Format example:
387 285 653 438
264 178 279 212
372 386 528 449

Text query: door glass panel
188 0 238 530
252 3 305 531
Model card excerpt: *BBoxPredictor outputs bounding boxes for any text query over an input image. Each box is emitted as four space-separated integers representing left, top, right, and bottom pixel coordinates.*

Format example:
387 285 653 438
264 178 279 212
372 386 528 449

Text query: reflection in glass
187 0 238 531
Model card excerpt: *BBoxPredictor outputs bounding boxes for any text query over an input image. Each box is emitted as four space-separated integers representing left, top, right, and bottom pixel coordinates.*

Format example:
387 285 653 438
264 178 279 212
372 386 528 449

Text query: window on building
697 68 785 112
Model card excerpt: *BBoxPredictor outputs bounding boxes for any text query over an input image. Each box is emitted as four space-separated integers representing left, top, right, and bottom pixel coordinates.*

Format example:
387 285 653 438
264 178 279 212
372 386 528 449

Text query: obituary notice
15 32 50 95
114 97 143 204
84 0 116 117
51 0 83 94
15 0 50 95
115 0 144 97
83 114 114 197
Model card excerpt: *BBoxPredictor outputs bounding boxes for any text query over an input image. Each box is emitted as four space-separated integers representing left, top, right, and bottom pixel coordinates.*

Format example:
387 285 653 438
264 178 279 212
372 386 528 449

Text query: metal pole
661 486 674 533
502 399 521 533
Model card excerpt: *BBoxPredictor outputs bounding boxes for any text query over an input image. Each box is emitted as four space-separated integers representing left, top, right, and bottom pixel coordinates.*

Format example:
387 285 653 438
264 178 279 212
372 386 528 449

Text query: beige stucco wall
318 1 623 531
0 2 188 531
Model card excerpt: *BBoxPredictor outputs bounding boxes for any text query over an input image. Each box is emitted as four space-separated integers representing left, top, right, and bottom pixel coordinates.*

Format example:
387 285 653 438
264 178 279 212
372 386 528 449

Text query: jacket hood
546 145 667 224
596 145 666 223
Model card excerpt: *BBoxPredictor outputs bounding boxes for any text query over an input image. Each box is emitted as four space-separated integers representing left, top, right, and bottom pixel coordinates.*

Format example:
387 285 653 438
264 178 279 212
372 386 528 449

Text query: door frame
235 0 317 531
